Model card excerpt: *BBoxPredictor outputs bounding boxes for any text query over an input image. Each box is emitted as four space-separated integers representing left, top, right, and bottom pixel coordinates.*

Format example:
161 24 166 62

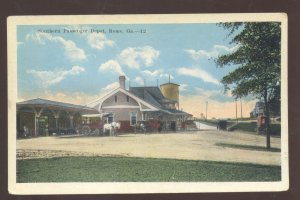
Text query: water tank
160 82 180 102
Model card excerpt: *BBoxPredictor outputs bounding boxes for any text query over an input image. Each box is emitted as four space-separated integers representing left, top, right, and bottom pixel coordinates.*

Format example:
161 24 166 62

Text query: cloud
20 90 103 106
141 69 163 77
87 82 123 107
225 89 233 98
132 77 144 86
99 60 125 75
64 25 116 50
159 73 174 79
26 32 86 61
185 44 239 60
177 67 219 85
195 87 229 102
195 87 220 97
118 46 159 69
214 44 239 53
86 32 115 50
180 84 188 91
101 82 119 92
19 81 120 107
26 32 49 44
184 49 218 60
141 69 174 81
27 65 85 87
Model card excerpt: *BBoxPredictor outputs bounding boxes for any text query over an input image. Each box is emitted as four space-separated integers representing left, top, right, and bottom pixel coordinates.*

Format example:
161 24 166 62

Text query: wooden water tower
160 77 180 110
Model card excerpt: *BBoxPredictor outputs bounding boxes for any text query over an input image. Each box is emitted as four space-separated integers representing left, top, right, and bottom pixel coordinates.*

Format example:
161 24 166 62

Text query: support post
50 110 60 133
34 114 37 137
69 115 74 129
31 106 44 136
55 116 59 131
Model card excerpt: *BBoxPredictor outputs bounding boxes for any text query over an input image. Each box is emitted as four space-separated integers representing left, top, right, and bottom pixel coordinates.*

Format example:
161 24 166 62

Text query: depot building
16 76 192 137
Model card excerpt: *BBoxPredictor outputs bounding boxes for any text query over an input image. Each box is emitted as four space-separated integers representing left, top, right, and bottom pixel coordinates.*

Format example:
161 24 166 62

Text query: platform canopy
17 98 99 115
17 98 100 136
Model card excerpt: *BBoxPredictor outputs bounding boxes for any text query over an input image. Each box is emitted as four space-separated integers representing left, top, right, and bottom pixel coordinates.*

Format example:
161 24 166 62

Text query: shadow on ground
56 134 143 139
215 142 281 152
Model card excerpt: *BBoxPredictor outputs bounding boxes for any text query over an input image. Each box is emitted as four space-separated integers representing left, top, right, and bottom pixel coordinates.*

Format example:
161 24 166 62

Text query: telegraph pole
240 98 243 119
235 99 238 123
206 101 208 120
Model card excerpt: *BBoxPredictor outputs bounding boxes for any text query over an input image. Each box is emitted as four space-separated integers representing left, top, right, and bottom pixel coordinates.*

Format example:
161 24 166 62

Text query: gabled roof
129 86 191 116
87 87 159 112
129 86 173 108
87 85 191 116
162 108 192 116
17 98 98 113
129 87 164 108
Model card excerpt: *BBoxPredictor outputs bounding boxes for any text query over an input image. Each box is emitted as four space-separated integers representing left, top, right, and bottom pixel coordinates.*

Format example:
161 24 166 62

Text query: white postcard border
7 13 288 194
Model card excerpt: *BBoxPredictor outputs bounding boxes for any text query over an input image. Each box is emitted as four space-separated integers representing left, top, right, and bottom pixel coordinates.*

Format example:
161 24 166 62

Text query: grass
228 122 281 135
17 156 281 182
228 122 257 132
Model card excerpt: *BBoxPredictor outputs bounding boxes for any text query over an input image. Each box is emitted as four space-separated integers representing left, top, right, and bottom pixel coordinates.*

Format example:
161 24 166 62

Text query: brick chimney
119 76 126 89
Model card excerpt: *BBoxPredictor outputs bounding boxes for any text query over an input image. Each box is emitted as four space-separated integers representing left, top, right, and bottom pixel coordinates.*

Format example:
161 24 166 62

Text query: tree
216 22 281 149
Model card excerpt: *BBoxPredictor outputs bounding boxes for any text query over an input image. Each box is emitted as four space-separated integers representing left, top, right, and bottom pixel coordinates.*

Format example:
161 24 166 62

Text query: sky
17 23 256 118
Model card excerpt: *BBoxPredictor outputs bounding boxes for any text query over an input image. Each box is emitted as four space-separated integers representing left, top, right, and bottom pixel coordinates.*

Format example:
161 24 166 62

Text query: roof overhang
87 87 160 112
17 98 99 115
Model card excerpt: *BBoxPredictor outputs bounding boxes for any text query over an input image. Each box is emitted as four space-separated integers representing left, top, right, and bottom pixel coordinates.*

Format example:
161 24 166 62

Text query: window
107 113 114 124
115 95 117 103
142 112 147 120
126 95 130 102
130 112 137 126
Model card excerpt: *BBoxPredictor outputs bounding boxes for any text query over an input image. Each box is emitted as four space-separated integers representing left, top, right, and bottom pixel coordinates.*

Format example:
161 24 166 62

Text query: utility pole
235 99 238 123
206 101 208 120
240 98 243 119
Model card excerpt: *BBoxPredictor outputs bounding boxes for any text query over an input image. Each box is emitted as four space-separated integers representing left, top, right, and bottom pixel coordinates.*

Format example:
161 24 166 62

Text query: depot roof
17 98 99 114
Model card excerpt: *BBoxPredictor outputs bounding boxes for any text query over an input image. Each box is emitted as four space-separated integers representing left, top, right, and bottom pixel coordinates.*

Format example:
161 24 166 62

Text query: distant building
250 101 265 118
200 113 205 119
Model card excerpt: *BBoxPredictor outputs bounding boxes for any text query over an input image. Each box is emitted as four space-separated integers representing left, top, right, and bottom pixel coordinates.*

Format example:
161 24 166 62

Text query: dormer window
115 95 117 103
126 95 130 102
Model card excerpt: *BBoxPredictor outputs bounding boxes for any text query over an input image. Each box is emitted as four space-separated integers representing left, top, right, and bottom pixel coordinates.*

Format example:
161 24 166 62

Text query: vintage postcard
7 14 288 194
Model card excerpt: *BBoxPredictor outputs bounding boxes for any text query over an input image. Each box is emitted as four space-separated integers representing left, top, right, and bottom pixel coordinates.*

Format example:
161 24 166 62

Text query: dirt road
17 130 281 166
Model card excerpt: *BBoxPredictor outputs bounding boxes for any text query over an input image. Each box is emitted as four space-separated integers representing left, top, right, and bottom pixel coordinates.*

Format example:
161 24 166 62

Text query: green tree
216 22 281 149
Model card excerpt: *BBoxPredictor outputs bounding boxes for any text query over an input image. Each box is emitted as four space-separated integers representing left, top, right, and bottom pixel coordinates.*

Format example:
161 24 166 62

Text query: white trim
87 87 120 108
89 87 159 112
102 105 140 109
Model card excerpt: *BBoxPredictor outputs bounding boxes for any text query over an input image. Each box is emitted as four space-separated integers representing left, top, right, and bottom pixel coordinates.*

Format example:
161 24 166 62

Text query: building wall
102 91 139 107
98 90 187 132
101 108 142 122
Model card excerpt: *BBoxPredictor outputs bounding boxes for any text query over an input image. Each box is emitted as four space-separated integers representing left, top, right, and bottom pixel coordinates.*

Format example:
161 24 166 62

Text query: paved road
17 130 281 166
194 121 217 130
